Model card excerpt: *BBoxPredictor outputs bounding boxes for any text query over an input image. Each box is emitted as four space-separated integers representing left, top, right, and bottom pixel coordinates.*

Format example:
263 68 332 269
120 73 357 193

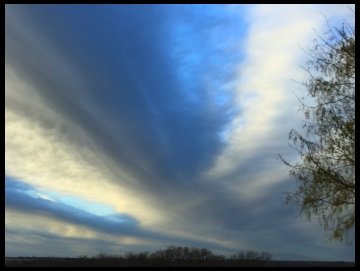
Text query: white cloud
5 52 165 227
5 60 234 253
204 4 353 194
5 4 354 259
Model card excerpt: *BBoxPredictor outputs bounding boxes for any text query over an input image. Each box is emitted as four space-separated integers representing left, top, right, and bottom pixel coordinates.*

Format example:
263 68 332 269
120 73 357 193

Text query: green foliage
280 18 355 241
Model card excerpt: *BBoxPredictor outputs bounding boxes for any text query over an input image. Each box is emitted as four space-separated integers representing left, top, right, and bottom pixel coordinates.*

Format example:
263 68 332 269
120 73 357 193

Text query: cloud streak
5 4 354 260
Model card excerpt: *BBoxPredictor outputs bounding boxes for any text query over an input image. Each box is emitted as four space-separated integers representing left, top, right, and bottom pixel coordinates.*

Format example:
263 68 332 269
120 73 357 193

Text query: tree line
6 246 272 267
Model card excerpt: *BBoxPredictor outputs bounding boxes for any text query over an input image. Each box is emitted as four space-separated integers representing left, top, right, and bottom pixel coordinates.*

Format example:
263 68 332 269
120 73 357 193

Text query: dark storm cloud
6 4 355 261
5 4 244 190
5 4 251 255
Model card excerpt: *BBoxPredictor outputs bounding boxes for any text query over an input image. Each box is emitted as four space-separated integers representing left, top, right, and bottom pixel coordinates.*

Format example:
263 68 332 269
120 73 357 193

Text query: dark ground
5 257 355 267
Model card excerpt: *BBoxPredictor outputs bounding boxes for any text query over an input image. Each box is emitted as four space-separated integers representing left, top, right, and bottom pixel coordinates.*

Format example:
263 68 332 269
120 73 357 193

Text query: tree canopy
280 18 355 241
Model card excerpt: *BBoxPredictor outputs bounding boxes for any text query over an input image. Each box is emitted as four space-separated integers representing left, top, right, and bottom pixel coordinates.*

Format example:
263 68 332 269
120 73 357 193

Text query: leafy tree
280 17 355 241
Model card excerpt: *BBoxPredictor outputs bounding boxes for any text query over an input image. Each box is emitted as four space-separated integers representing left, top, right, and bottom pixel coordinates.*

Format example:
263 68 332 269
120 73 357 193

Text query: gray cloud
5 4 354 261
5 177 240 254
6 178 140 235
5 5 240 187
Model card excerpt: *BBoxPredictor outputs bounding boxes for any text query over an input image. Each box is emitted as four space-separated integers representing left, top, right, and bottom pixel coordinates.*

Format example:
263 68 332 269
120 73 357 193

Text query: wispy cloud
5 4 354 260
205 4 354 196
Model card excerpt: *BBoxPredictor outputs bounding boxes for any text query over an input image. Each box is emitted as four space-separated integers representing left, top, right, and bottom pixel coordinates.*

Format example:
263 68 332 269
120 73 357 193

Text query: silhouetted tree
230 250 272 266
259 251 272 262
231 251 245 261
280 15 355 241
6 246 273 267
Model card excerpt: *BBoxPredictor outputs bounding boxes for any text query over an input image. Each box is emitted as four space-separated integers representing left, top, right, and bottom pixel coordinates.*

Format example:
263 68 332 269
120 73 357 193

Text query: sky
5 4 355 261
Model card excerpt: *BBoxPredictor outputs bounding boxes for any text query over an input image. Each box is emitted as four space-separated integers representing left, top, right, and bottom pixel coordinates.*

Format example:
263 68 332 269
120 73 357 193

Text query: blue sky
5 4 355 260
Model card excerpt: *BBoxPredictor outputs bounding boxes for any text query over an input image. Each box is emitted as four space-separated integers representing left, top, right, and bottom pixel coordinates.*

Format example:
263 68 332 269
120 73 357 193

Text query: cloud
5 4 355 260
6 177 242 254
6 177 140 235
204 4 354 193
5 226 146 257
6 4 238 187
5 4 244 183
5 3 247 234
